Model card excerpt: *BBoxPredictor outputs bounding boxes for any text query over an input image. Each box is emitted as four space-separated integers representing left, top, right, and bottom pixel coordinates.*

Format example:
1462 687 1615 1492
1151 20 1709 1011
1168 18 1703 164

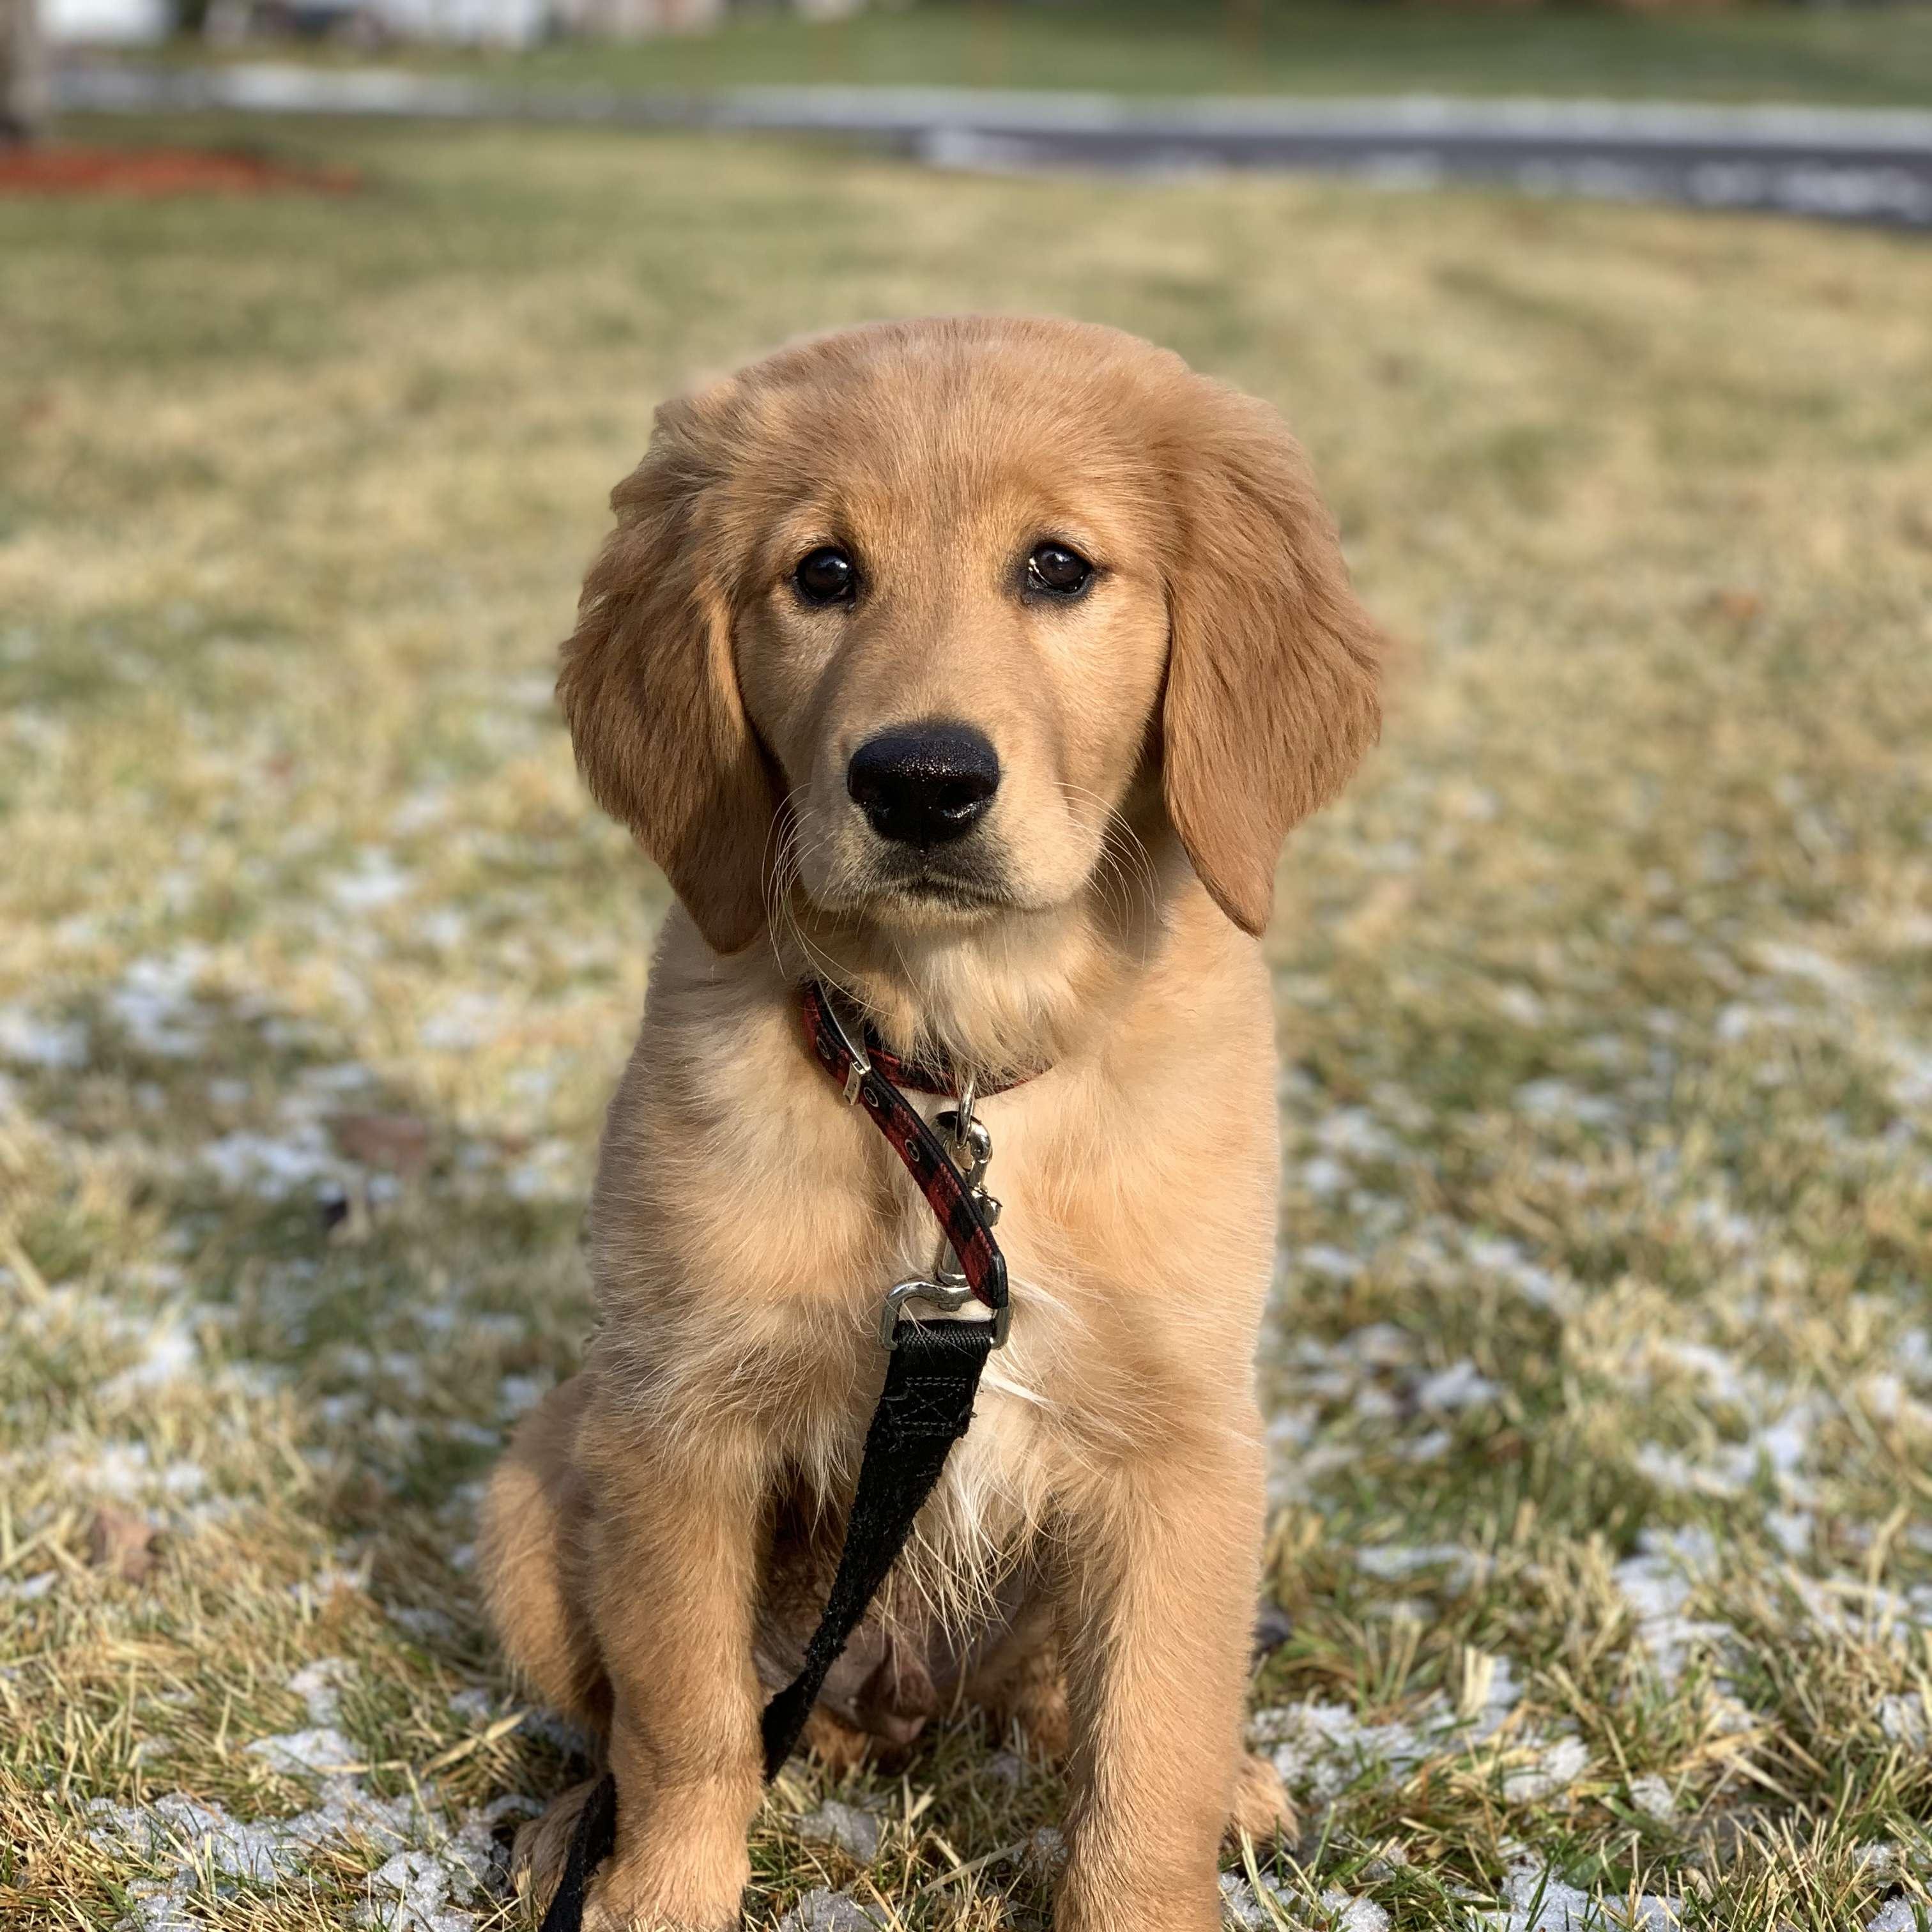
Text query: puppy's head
558 317 1381 954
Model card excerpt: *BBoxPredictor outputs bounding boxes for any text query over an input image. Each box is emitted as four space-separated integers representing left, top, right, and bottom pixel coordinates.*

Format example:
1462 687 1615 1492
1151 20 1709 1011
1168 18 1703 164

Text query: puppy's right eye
793 546 858 608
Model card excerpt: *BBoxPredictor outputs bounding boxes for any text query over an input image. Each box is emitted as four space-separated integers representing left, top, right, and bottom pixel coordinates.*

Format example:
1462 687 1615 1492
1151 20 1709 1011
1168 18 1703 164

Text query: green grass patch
158 0 1932 109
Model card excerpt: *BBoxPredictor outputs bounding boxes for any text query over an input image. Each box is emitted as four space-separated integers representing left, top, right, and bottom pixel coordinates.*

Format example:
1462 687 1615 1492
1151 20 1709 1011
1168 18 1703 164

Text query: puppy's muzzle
847 721 999 849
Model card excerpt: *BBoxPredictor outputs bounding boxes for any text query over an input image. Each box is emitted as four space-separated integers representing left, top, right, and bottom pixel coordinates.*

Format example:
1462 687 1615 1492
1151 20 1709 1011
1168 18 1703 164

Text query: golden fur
479 315 1381 1931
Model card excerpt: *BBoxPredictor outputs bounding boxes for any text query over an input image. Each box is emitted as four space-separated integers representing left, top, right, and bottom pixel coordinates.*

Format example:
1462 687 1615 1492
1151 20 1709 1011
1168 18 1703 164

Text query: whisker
1054 778 1162 942
772 825 861 1002
761 781 822 974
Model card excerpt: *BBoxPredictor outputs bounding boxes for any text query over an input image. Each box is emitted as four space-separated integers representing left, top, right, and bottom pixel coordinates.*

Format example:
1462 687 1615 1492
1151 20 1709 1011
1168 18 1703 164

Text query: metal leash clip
880 1078 1011 1349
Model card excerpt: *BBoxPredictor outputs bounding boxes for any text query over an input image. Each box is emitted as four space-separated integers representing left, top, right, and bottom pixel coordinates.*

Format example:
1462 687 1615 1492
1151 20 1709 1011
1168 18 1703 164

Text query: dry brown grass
3 119 1932 1930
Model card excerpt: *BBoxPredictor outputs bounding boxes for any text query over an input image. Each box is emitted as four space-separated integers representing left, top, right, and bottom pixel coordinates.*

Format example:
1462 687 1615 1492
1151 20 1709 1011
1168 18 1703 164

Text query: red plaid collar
796 983 1052 1313
796 983 1044 1101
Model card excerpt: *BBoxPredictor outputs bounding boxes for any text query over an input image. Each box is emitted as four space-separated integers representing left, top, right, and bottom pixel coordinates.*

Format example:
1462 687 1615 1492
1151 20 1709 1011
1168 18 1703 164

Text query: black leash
535 1772 615 1932
760 1316 995 1775
537 987 1020 1930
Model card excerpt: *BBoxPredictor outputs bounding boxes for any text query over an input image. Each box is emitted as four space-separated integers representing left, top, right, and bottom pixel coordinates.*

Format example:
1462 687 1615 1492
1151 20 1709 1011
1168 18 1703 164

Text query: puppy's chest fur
638 1073 1101 1631
604 949 1275 1645
789 1092 1070 1616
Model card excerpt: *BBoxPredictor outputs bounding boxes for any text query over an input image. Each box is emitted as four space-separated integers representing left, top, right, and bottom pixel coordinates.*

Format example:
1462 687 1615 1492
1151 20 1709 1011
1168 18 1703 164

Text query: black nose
847 723 1000 848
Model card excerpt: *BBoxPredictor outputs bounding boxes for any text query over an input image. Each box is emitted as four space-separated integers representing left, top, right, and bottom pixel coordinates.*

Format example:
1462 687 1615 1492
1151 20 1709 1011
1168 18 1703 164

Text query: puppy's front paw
581 1887 743 1931
583 1839 749 1932
1055 1864 1223 1932
1225 1750 1298 1847
580 1896 736 1932
511 1777 601 1921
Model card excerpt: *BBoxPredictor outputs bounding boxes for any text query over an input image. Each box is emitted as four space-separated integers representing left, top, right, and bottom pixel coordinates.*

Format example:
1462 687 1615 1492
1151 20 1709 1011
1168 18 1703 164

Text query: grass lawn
4 118 1932 1931
170 0 1932 109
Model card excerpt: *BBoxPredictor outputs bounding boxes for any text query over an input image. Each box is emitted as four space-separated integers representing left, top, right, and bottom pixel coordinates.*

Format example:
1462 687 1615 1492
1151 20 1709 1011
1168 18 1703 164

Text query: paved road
55 63 1932 229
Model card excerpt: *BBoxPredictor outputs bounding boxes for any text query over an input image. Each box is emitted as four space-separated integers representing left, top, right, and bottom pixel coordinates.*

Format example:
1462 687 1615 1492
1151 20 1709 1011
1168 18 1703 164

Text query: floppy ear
1159 383 1383 936
555 394 776 955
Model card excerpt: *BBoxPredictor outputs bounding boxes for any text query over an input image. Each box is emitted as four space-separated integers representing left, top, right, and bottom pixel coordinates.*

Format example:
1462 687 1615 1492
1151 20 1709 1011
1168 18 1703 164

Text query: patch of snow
97 1322 199 1401
1464 1235 1576 1312
1251 1701 1430 1798
1686 1200 1760 1257
1752 942 1862 1000
288 1658 356 1727
0 1006 90 1068
389 787 452 835
1355 1543 1483 1589
1514 1080 1623 1128
107 952 216 1059
795 1798 881 1866
1864 1903 1922 1932
359 1816 502 1932
93 1765 518 1931
776 1889 887 1931
1298 1157 1351 1199
1485 1862 1598 1931
1613 1529 1731 1688
200 1128 339 1197
1338 1324 1413 1369
1317 1109 1401 1162
1650 1339 1750 1406
1878 1694 1929 1749
414 908 472 952
1890 1043 1932 1114
1715 1000 1803 1044
92 1786 383 1885
498 1373 549 1418
1632 1443 1745 1501
1266 1407 1318 1458
417 992 510 1052
1220 1869 1291 1928
246 1726 361 1777
1415 1360 1501 1412
326 850 418 913
31 1438 206 1505
1324 1894 1391 1932
1495 985 1547 1027
298 1060 377 1095
1026 1824 1068 1873
504 1139 579 1201
390 1604 457 1643
1293 1243 1364 1281
1503 1734 1590 1804
1625 1774 1674 1821
1618 1902 1683 1930
118 1878 203 1931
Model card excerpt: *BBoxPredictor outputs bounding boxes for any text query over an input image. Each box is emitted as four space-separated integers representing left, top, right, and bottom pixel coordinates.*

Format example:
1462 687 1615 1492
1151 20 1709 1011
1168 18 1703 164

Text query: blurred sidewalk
52 59 1932 226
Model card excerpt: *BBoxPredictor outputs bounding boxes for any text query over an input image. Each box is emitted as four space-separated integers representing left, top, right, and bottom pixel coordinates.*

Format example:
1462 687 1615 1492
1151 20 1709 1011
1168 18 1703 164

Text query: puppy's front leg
582 1409 765 1932
1053 1422 1266 1932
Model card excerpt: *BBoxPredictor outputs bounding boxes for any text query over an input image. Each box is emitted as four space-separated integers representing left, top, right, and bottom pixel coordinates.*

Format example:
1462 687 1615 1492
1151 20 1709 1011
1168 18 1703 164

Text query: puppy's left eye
1026 542 1094 599
793 546 859 607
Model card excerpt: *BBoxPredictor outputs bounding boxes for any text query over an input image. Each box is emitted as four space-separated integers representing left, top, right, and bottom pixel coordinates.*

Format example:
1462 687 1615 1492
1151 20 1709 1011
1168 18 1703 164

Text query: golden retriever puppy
479 314 1381 1931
